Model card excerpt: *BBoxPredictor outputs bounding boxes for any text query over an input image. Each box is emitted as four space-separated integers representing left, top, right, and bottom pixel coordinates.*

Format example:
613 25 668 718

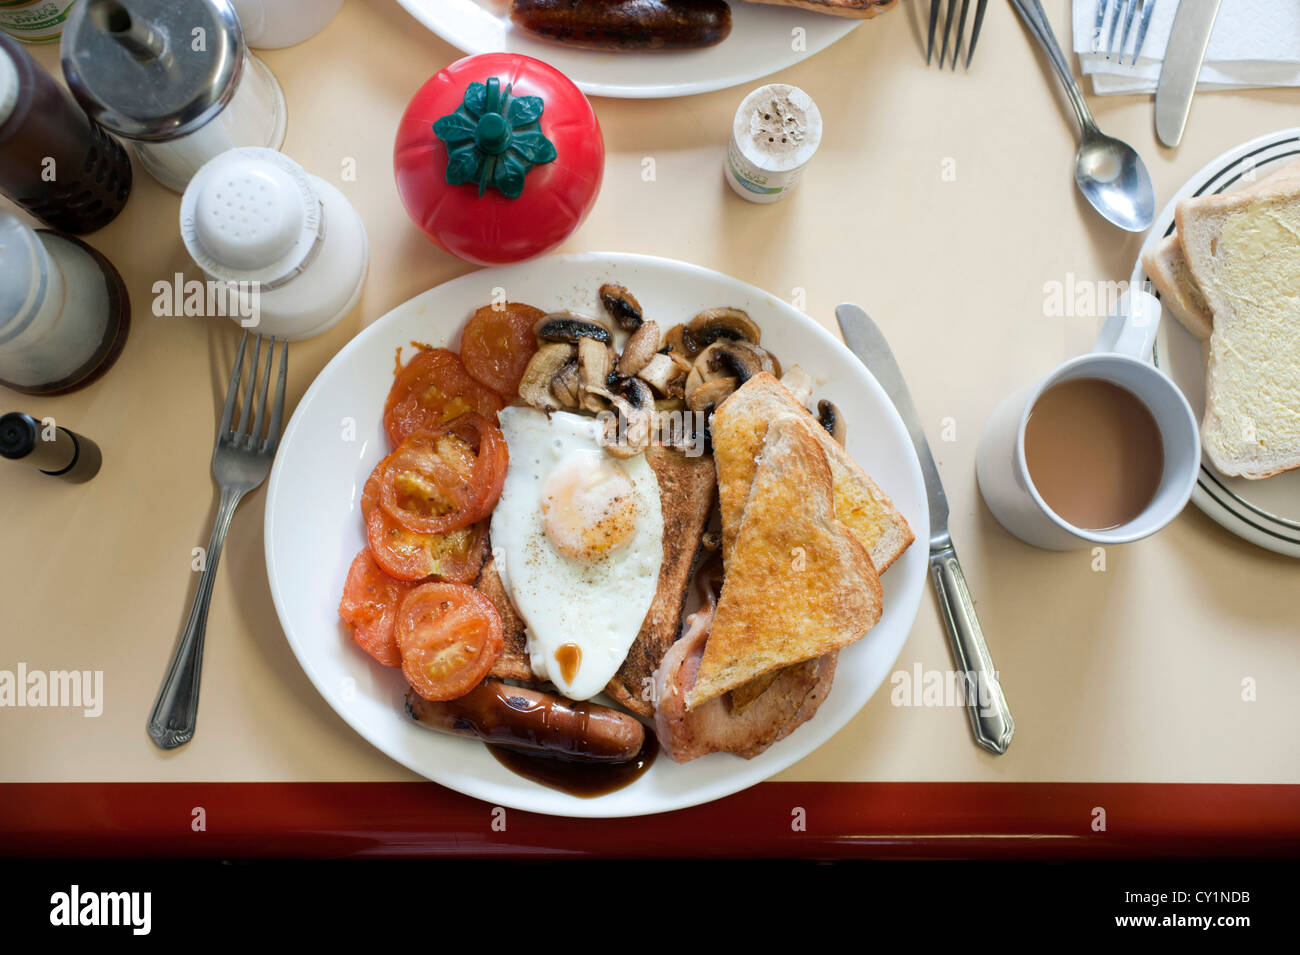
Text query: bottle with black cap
0 412 101 483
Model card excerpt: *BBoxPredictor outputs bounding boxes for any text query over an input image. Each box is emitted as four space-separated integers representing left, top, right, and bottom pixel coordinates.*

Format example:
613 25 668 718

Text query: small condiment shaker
180 147 368 340
725 84 822 204
231 0 342 49
60 0 287 192
0 210 130 395
0 411 102 483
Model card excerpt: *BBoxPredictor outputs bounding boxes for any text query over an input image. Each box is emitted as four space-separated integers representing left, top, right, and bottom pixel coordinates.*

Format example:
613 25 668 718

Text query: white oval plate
1131 129 1300 558
393 0 862 99
265 252 928 817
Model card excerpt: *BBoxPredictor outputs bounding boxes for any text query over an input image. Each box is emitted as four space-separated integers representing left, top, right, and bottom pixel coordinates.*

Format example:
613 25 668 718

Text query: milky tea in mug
976 290 1200 550
1023 378 1165 531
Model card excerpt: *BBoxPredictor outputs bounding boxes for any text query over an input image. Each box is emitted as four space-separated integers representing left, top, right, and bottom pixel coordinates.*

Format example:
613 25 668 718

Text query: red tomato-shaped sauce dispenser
394 53 604 266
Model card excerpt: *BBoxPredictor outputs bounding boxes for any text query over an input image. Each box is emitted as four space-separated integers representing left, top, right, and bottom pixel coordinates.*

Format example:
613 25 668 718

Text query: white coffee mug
976 290 1200 550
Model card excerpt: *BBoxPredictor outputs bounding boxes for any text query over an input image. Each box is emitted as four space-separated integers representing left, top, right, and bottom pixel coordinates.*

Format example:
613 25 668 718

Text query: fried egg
491 407 664 701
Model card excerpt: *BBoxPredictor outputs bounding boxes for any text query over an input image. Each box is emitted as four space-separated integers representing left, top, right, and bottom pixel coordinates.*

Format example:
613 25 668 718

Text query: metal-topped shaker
60 0 286 192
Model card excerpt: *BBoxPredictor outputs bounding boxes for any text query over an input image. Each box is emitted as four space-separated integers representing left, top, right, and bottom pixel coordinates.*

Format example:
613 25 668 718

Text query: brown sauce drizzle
489 733 658 798
555 643 583 684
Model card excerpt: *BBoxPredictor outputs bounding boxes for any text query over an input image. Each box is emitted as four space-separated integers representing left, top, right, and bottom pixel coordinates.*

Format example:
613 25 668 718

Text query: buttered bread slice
1145 159 1300 342
686 415 882 710
1177 185 1300 479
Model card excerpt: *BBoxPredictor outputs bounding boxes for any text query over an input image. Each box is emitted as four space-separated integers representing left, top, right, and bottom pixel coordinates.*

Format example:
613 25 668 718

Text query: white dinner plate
393 0 863 98
1131 128 1300 558
265 252 928 817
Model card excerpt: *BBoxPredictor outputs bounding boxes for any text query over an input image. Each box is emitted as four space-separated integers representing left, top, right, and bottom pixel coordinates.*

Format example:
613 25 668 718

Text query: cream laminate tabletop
2 0 1297 788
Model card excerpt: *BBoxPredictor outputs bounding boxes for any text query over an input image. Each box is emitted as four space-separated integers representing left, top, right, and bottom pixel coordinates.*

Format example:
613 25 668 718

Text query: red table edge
2 781 1297 859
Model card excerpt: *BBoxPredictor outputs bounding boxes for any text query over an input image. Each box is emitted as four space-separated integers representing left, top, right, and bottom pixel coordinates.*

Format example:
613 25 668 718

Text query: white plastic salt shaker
724 84 823 204
179 147 368 340
61 0 287 193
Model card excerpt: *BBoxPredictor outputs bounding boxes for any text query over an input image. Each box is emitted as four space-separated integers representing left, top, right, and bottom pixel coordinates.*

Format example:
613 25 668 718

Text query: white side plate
1132 128 1300 558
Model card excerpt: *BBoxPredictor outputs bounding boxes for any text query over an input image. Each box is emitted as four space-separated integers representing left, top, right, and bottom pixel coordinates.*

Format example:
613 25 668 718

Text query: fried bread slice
604 445 715 717
712 373 913 574
479 555 533 684
686 415 882 709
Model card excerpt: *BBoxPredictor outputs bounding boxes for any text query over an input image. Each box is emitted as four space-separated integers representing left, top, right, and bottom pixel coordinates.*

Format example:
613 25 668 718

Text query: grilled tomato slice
383 346 503 448
397 582 504 701
338 550 415 667
378 414 507 536
459 302 544 397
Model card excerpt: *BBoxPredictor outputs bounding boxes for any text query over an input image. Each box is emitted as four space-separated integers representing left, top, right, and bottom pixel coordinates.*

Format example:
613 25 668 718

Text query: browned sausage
509 0 732 51
406 680 645 761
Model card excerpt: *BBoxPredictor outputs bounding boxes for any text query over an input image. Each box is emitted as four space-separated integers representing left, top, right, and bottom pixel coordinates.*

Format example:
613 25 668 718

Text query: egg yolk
540 456 640 563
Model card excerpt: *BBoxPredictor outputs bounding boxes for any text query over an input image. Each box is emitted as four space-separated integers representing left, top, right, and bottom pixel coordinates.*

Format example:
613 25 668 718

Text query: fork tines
219 330 289 454
1092 0 1157 66
927 0 988 70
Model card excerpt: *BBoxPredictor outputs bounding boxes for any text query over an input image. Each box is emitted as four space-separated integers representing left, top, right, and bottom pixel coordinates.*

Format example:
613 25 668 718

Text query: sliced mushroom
817 399 846 446
617 319 660 377
550 359 581 408
600 377 655 458
535 312 612 346
683 340 773 404
703 339 774 384
518 343 576 410
780 365 814 407
662 323 689 356
686 376 737 415
637 350 690 397
683 307 761 355
599 284 644 331
577 337 614 413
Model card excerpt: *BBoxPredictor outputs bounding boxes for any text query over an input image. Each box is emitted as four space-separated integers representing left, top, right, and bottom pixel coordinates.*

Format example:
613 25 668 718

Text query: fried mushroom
599 284 644 331
518 342 577 410
600 376 655 458
577 337 614 413
637 351 691 397
683 307 761 355
617 320 661 377
817 399 846 445
535 312 612 346
686 376 737 415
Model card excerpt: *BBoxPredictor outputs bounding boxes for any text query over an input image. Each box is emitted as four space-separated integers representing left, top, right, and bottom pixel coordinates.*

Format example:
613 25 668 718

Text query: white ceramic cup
976 290 1200 550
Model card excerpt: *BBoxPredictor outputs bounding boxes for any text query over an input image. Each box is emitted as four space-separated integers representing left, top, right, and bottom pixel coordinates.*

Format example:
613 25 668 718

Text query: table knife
835 304 1014 756
1155 0 1222 147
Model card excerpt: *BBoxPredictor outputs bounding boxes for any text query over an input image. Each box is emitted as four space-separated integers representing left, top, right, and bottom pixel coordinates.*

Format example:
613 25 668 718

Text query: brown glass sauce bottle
0 32 131 234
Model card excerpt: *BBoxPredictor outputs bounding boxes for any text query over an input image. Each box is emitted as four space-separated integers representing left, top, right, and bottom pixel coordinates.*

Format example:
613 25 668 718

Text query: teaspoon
1010 0 1155 233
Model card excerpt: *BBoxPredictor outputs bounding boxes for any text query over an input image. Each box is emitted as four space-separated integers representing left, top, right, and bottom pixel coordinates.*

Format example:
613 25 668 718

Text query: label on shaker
725 84 823 204
0 0 74 43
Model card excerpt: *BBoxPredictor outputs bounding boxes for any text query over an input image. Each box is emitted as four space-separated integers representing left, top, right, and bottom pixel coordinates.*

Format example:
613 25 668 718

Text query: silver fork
927 0 989 70
147 331 288 750
1092 0 1157 65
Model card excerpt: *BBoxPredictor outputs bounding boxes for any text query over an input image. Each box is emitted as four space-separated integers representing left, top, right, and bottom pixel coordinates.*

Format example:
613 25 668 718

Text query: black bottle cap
0 412 37 460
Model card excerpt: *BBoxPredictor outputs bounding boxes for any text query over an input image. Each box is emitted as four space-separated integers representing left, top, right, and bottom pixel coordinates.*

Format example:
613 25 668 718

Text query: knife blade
835 304 1014 755
1155 0 1222 147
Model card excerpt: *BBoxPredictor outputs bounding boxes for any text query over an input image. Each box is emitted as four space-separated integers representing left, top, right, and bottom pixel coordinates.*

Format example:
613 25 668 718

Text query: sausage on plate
509 0 733 51
406 679 645 762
